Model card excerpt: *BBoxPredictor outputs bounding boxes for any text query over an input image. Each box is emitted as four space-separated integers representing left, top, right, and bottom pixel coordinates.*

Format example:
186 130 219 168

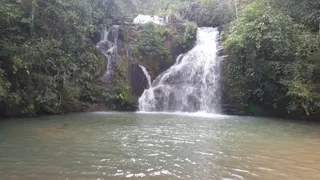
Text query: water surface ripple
0 113 320 180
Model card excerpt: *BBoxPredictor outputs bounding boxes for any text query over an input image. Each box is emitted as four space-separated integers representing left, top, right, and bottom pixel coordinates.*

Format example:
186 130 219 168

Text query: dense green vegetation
0 0 127 117
0 0 199 117
222 0 320 117
1 0 319 118
135 23 169 58
135 22 196 60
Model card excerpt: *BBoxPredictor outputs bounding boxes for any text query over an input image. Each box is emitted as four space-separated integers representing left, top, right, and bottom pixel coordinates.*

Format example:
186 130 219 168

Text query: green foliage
1 0 318 118
282 32 320 115
222 1 320 116
0 0 124 117
0 0 21 21
150 0 185 15
0 68 10 101
269 0 320 33
112 56 132 108
175 22 197 52
134 22 179 77
136 23 197 60
135 22 173 70
131 0 184 15
136 23 168 57
178 0 233 27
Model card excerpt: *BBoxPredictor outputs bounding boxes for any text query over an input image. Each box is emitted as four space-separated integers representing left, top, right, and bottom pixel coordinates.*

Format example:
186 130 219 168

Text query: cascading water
139 27 221 113
133 14 167 25
139 65 152 88
96 25 120 84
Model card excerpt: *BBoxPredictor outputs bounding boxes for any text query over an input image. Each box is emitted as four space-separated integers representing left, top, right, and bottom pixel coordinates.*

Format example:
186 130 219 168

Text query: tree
268 0 320 34
0 0 128 116
222 1 320 116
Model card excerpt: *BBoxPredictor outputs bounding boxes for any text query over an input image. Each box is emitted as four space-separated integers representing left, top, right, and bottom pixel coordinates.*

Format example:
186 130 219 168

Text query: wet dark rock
92 31 102 45
128 58 149 101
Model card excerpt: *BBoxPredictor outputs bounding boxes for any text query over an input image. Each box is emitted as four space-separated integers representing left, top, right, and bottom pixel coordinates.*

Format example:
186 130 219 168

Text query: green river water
0 112 320 180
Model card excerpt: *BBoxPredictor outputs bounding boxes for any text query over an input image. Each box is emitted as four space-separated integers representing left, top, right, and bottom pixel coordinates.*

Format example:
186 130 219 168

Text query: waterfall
96 25 120 84
139 27 221 113
139 65 152 88
133 14 166 25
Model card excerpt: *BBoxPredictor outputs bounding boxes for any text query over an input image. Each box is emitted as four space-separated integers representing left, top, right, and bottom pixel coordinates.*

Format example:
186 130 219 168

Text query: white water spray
133 14 167 25
139 27 221 113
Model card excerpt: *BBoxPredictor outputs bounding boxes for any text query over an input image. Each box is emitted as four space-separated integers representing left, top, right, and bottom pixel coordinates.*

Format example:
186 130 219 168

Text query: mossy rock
132 22 197 80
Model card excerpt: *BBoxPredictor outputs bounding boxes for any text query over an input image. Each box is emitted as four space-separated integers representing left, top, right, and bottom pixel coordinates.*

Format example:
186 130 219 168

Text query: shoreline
1 109 319 121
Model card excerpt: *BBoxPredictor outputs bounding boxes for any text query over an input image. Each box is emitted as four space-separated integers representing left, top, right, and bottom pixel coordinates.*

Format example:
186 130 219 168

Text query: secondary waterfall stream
139 65 152 88
96 25 120 84
139 27 221 113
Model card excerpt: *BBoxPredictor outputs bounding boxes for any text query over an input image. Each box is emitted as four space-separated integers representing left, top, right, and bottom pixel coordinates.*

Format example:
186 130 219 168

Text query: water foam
133 14 166 25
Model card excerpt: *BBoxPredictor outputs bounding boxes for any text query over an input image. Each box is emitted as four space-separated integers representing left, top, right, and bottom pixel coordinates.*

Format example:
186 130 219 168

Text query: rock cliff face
97 21 198 108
